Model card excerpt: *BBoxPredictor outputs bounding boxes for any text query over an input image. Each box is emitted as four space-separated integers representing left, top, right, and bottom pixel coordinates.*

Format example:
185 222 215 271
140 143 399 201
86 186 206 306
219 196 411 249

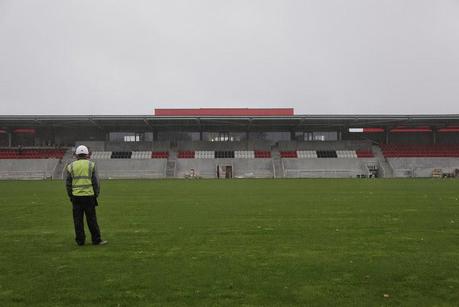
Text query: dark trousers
72 196 101 245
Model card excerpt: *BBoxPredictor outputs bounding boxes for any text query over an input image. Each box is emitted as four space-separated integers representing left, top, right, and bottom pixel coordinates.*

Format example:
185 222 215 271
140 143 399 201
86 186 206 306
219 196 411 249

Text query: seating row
0 148 376 160
317 151 338 158
131 151 152 159
336 150 358 158
235 151 255 159
0 149 66 159
281 150 374 158
297 151 317 158
355 150 375 158
215 151 235 159
90 151 169 159
254 150 271 158
380 144 459 157
195 151 215 159
179 150 272 159
111 151 132 159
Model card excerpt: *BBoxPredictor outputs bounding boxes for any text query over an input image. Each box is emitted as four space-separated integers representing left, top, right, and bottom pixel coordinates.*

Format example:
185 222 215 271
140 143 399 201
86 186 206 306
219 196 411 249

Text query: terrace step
372 145 393 178
271 150 283 178
166 151 177 177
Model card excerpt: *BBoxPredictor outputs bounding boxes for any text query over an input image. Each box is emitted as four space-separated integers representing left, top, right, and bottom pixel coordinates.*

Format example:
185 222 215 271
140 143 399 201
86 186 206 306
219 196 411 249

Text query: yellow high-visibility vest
67 159 95 196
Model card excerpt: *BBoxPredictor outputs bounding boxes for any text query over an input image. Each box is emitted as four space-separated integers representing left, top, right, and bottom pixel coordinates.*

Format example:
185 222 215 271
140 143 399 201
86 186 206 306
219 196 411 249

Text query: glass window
109 132 143 142
124 135 140 142
294 132 304 141
157 131 200 141
203 132 245 142
249 132 290 142
306 131 338 141
144 132 153 142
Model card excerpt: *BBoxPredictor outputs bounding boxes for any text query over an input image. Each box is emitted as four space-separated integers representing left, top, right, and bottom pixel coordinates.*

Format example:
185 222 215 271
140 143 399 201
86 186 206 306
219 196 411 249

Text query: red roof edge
363 128 385 133
438 128 459 132
13 128 36 134
154 108 294 116
390 127 432 133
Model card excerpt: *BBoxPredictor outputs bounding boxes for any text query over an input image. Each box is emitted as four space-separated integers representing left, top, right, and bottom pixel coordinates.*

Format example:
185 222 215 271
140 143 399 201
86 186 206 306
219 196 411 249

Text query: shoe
93 240 108 245
77 243 85 246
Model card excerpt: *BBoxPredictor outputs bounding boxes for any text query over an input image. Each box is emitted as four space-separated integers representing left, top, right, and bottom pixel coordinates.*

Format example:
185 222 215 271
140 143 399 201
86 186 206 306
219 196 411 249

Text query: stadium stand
1 112 459 179
381 144 459 157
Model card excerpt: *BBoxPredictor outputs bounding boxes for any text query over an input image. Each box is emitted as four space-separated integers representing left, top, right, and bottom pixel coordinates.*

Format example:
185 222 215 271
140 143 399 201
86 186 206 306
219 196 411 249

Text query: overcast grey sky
0 0 458 115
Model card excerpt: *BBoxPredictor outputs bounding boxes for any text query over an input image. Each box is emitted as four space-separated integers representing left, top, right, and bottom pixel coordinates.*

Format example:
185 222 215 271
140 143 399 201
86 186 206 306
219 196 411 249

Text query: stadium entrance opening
225 166 232 179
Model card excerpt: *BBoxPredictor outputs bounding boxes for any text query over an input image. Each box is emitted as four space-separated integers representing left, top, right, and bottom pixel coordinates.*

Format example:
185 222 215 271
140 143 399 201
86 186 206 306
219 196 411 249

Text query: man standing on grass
65 145 107 246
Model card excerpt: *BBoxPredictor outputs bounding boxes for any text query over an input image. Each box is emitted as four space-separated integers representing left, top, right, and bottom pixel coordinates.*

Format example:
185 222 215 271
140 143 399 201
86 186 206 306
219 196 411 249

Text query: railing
0 171 48 180
97 170 165 179
284 169 365 178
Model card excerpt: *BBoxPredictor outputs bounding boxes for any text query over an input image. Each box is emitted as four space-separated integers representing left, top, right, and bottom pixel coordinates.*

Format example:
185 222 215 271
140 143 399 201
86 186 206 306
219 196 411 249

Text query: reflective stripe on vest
68 160 95 196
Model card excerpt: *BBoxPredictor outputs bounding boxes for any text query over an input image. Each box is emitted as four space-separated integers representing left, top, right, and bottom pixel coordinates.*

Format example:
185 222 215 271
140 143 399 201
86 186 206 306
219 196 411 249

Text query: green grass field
1 179 459 306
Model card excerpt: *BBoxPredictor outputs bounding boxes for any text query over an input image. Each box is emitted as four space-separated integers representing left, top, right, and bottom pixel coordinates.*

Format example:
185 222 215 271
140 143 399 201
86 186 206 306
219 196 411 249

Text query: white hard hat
75 145 89 155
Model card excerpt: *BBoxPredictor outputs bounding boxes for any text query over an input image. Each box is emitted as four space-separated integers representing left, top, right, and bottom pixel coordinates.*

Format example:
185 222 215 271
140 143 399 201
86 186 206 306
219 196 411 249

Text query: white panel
297 150 317 158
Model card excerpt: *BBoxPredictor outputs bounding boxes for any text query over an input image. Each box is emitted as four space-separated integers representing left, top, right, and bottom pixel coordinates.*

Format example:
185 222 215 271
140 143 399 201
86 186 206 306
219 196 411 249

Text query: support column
385 129 390 144
8 132 12 147
433 129 437 144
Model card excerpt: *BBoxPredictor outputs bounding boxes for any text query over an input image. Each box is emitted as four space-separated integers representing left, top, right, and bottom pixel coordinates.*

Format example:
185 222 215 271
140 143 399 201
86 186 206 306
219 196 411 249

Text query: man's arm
65 166 73 199
92 164 100 198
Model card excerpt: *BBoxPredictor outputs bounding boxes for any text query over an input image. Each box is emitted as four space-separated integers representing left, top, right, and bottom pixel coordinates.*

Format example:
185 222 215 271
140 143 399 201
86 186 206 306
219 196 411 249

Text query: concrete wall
0 159 59 180
388 158 459 177
175 158 274 178
93 160 167 179
282 158 367 178
233 159 273 178
176 159 217 178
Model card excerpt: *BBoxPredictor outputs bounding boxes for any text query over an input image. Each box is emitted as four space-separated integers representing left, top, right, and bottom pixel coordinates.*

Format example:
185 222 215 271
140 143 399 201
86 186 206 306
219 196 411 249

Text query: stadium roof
2 114 459 131
154 108 295 116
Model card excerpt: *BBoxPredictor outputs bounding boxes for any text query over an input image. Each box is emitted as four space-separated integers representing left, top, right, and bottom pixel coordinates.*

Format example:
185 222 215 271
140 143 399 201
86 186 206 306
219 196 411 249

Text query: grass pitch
1 179 459 306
